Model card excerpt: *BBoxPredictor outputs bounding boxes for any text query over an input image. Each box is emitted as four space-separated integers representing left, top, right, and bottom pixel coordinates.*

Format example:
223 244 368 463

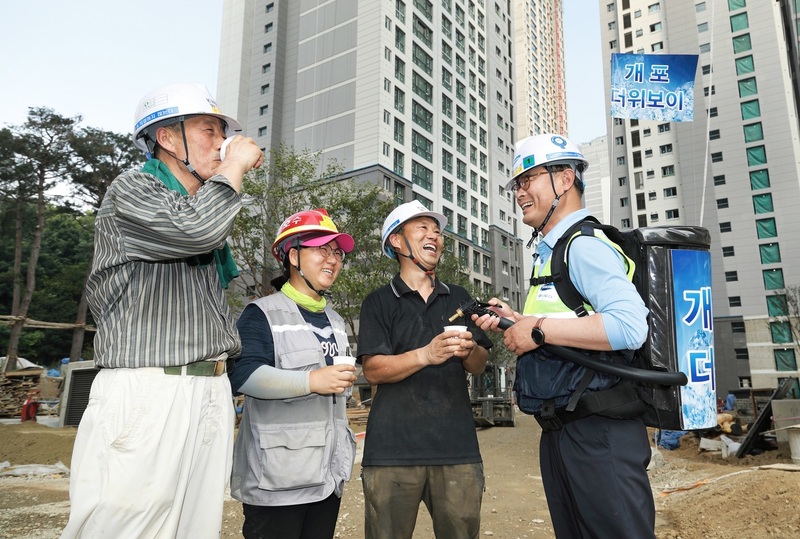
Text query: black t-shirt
357 274 492 466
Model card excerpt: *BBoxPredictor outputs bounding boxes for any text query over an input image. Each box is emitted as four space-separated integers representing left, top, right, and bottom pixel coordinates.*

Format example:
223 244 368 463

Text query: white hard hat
132 83 242 152
507 134 588 190
381 201 447 259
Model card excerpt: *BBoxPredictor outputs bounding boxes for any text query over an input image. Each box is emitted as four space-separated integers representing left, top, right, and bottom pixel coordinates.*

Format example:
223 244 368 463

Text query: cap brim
296 232 355 253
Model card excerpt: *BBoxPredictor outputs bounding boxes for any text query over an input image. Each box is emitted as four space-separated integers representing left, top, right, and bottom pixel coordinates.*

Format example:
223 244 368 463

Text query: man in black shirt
358 201 492 539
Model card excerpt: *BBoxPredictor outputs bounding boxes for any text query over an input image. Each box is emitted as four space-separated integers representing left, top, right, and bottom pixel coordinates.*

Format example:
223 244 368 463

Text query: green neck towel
141 159 239 289
281 281 327 312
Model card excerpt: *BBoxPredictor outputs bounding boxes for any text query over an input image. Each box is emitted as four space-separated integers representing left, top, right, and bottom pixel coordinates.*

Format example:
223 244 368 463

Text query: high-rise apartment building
512 0 568 137
600 0 800 395
216 0 549 310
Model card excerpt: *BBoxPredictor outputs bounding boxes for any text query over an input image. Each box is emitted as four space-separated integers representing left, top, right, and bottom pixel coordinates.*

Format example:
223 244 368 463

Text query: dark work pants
539 414 656 539
241 493 341 539
362 463 485 539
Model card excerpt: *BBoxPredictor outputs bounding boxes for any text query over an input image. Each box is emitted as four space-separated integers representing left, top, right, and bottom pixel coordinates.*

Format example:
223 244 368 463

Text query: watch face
531 328 545 345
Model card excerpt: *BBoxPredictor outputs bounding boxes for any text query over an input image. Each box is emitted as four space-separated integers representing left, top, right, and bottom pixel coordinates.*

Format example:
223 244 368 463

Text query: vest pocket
257 421 328 491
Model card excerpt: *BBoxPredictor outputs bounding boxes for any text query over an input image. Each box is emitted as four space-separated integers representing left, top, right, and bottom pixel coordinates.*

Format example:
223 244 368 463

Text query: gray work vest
230 292 356 506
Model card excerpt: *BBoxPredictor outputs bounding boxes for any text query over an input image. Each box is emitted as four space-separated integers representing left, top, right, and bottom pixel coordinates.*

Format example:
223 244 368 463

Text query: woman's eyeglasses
303 244 346 262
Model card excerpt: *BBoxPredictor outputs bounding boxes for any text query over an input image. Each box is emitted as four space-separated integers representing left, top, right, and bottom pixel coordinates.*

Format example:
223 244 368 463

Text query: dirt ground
1 412 798 539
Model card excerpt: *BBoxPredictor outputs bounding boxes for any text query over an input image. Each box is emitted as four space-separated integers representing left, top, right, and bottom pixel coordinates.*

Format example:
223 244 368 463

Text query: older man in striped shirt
62 83 263 539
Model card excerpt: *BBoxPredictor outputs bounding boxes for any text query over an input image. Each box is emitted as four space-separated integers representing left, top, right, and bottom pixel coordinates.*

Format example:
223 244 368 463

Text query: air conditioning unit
59 361 99 427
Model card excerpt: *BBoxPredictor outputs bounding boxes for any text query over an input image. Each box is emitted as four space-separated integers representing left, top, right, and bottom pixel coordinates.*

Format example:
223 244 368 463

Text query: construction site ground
1 411 798 539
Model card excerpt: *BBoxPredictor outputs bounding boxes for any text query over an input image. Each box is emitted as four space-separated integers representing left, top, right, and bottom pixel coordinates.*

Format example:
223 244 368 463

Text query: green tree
2 108 79 371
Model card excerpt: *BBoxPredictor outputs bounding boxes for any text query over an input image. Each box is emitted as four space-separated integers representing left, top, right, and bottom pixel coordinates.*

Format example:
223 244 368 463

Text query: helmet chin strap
290 238 330 298
177 118 206 186
396 236 436 288
526 168 563 249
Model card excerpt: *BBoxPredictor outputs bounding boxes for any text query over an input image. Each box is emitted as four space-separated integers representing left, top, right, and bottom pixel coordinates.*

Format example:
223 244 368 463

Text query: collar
541 208 591 250
389 273 451 298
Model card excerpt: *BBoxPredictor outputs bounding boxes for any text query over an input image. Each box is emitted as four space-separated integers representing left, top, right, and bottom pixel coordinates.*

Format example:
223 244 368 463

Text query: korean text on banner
610 53 699 122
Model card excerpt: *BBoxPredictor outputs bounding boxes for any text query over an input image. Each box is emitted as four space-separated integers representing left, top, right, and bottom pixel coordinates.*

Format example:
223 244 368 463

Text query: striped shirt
87 169 242 368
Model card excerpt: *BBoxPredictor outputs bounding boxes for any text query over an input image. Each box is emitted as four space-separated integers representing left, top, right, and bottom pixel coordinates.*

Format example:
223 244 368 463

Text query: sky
1 0 605 145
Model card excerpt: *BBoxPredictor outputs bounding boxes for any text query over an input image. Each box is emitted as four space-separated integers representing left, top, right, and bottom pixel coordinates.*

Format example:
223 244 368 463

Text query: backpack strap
549 216 603 318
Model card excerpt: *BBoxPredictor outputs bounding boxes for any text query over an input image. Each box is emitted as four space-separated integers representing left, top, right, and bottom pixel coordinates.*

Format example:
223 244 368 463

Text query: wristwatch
531 317 546 346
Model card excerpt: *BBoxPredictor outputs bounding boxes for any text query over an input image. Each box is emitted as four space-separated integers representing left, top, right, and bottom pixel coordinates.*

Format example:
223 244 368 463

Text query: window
382 142 390 156
648 2 661 13
411 131 433 162
395 28 405 52
650 22 662 32
731 321 745 333
412 72 433 104
702 64 711 75
385 47 392 61
263 43 273 53
697 22 708 33
770 321 792 343
725 271 739 282
738 77 758 98
411 160 433 190
768 295 789 317
756 218 777 239
666 209 680 219
717 198 729 209
621 218 631 228
412 101 433 132
719 222 732 233
759 243 781 264
699 43 711 53
709 130 720 140
743 122 763 143
394 88 405 112
750 169 770 190
714 175 726 186
394 118 405 144
711 152 723 163
663 186 677 197
659 144 673 154
722 246 735 257
775 349 797 372
441 121 452 145
394 149 404 176
729 296 742 307
266 2 274 12
412 44 433 76
260 84 271 94
736 55 755 76
257 126 267 137
442 177 453 200
761 268 786 290
747 146 767 167
651 42 663 52
733 33 752 53
259 105 269 115
741 99 761 120
709 107 718 117
620 197 629 207
384 78 392 93
264 22 273 33
262 63 272 74
658 123 671 133
730 12 749 32
696 2 706 12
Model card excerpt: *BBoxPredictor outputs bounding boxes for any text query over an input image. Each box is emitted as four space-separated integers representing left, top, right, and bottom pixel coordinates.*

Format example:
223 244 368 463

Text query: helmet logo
206 98 223 114
551 135 568 148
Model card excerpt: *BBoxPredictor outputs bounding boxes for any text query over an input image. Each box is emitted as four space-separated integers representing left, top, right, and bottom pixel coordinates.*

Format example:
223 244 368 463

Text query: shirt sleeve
356 290 393 360
568 235 649 351
231 304 276 393
111 172 241 261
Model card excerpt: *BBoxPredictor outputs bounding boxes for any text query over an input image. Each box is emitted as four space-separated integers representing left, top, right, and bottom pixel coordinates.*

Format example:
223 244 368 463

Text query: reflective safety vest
231 292 356 506
515 229 636 416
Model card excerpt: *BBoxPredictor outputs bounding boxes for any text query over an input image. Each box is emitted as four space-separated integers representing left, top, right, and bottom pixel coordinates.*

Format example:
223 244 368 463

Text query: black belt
534 400 592 432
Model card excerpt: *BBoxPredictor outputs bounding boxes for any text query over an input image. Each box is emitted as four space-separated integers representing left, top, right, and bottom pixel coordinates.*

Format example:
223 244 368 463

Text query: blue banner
672 249 717 430
610 53 699 122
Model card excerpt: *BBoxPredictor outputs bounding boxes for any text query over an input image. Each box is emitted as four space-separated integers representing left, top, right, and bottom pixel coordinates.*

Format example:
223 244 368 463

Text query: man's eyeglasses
303 244 346 262
511 167 564 191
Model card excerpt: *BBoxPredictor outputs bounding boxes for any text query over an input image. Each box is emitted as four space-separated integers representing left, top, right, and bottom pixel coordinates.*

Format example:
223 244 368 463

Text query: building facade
216 0 570 311
600 0 800 395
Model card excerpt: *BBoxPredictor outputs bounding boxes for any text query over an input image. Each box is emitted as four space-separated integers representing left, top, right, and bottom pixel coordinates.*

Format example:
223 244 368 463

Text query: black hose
493 316 687 386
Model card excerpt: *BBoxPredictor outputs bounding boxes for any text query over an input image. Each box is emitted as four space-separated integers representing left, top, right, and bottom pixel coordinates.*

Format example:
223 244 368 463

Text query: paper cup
333 355 357 366
443 325 467 333
219 136 235 161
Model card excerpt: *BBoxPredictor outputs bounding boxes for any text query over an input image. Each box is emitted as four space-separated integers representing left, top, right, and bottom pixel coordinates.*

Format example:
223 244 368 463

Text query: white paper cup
333 355 357 366
219 136 235 160
443 325 467 334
